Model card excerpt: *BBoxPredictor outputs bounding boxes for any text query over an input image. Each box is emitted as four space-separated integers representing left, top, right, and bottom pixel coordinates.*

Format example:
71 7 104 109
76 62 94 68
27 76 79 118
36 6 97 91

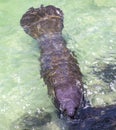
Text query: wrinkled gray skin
20 5 84 118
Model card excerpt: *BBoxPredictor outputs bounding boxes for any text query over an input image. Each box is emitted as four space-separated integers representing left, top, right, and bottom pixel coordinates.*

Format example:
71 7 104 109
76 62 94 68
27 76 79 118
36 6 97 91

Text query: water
0 0 116 130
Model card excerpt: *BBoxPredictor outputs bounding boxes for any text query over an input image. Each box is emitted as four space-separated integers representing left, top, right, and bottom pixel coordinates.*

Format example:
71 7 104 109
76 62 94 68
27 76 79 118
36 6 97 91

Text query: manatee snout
55 86 82 118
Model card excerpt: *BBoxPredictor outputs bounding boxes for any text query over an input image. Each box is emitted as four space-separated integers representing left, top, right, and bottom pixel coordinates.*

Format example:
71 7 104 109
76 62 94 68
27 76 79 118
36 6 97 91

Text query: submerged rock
67 104 116 130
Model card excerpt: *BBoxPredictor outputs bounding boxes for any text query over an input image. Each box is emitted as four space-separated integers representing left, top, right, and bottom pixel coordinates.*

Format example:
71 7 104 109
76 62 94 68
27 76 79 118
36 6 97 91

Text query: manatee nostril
66 107 76 118
68 111 75 118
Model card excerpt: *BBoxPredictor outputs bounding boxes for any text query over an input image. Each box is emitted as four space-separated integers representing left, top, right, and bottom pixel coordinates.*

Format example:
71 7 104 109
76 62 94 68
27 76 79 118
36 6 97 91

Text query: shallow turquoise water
0 0 116 130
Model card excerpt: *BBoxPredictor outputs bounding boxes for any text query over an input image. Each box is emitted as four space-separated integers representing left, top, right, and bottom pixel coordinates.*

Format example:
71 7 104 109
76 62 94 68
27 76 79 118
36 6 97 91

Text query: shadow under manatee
11 109 52 130
10 105 116 130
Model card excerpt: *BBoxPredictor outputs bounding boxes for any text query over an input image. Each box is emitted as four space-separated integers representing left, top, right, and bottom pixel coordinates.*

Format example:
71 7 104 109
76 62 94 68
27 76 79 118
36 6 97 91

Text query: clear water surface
0 0 116 130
